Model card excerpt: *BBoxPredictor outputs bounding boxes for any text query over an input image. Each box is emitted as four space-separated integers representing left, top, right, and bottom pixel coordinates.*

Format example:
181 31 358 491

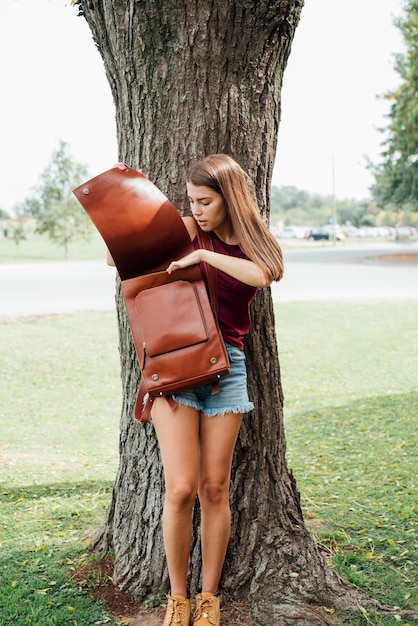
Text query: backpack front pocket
134 280 209 357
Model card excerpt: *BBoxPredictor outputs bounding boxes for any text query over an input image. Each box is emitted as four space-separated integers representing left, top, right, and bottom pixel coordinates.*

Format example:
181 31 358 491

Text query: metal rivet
82 187 90 195
210 357 218 364
152 374 159 381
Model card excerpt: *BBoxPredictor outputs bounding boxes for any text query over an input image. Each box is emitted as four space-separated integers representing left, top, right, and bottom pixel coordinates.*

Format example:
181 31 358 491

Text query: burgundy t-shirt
194 232 257 350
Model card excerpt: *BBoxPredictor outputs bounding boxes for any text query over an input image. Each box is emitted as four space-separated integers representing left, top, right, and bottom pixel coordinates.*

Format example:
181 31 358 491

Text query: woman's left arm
166 249 271 288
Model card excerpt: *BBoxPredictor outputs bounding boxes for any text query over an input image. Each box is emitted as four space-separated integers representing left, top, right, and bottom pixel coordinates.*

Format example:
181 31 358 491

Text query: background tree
75 1 377 623
21 140 93 257
270 185 370 228
371 0 418 213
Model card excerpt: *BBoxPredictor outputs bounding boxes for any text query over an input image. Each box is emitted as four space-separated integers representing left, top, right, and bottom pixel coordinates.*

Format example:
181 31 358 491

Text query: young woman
149 154 284 626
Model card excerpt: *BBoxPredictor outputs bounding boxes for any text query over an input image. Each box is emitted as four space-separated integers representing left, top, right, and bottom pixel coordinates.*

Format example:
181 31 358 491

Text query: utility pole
332 155 337 245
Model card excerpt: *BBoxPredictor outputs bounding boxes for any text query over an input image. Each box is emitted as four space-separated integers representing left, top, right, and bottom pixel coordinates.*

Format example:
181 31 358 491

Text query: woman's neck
213 224 239 245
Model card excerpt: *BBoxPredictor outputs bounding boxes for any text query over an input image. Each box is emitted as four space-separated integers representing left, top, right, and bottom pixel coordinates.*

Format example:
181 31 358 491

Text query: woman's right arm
106 248 116 266
182 216 197 240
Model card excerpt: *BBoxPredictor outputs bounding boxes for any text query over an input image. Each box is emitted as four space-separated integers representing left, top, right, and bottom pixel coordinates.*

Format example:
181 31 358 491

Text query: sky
0 0 404 215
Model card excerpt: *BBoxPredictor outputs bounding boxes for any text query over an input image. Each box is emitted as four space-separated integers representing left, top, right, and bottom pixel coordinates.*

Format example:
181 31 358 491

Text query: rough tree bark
76 1 375 623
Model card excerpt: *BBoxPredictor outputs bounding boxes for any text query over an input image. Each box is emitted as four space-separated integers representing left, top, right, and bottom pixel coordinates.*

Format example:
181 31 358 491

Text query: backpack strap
196 227 219 318
134 378 178 423
196 226 221 397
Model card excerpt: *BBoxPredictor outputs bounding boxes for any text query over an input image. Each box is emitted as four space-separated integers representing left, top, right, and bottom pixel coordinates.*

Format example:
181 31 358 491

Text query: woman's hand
166 250 202 274
114 162 143 173
167 248 269 286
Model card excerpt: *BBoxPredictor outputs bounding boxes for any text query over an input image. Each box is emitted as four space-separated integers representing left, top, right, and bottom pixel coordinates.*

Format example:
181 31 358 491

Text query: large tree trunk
78 1 373 622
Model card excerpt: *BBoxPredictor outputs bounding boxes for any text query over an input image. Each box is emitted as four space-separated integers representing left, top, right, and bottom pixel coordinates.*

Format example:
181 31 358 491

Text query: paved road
273 241 418 303
0 242 416 319
0 261 117 319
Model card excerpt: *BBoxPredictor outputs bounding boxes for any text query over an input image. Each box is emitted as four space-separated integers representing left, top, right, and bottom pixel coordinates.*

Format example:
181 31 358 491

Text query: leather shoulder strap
196 227 219 317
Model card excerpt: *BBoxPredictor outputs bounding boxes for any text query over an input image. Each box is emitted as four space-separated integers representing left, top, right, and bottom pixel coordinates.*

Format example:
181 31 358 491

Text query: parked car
307 227 345 241
274 226 311 239
275 226 299 239
342 225 361 238
395 226 416 241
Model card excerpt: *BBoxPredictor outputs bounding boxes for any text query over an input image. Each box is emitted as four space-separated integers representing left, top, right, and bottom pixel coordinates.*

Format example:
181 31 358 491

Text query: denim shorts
171 342 254 417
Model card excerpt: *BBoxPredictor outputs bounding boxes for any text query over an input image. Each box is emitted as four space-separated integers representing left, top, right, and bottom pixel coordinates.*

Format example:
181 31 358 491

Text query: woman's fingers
113 162 143 174
166 251 201 274
166 261 180 274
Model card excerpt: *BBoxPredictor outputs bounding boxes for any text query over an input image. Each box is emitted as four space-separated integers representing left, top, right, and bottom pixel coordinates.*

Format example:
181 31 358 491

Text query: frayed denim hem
171 396 201 412
172 396 254 417
202 402 254 417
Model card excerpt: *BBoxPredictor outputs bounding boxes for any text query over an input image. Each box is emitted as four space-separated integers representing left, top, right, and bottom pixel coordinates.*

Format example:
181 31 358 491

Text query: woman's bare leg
198 412 243 593
152 398 200 597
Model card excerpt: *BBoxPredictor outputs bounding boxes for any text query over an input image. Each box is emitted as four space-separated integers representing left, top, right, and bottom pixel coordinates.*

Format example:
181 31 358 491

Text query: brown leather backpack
73 166 230 422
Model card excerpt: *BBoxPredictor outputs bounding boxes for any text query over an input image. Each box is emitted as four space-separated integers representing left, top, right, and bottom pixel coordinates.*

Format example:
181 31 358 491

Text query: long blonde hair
187 154 284 281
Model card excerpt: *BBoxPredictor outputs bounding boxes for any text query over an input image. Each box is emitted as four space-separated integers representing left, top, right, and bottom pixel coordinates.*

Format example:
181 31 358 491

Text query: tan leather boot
193 592 220 626
163 594 191 626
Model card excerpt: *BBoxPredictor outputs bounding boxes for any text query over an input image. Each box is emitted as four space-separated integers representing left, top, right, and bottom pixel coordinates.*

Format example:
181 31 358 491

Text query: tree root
251 600 418 626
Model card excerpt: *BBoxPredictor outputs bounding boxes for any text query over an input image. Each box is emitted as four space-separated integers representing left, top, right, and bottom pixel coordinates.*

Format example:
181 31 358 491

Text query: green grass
0 232 107 263
0 313 121 625
0 303 417 625
276 302 418 625
2 231 416 263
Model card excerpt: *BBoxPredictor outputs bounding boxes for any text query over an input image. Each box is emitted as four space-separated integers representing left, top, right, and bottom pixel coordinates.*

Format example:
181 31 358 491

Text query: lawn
0 313 121 626
0 303 417 625
276 302 417 625
0 231 107 263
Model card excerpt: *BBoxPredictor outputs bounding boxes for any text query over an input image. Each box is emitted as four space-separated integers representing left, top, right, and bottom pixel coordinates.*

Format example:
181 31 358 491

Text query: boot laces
167 596 187 624
194 595 217 624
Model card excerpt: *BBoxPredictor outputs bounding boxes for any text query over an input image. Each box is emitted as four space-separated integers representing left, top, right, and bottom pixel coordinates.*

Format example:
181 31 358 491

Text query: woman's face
187 183 229 233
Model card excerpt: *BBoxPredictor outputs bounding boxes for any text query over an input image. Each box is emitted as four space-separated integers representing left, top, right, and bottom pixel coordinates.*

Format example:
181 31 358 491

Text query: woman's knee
198 478 229 508
166 481 197 509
